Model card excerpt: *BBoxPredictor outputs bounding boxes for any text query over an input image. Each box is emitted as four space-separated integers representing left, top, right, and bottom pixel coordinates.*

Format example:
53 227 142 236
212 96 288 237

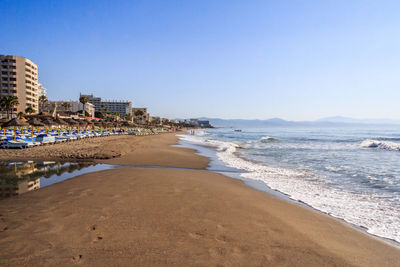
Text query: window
1 77 7 81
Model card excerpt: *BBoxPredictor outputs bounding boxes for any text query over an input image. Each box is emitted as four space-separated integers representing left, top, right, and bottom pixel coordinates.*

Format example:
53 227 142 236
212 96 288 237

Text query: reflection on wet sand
0 161 97 199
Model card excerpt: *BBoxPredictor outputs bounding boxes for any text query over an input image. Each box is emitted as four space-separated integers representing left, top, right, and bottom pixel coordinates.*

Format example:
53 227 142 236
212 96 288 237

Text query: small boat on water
234 129 242 132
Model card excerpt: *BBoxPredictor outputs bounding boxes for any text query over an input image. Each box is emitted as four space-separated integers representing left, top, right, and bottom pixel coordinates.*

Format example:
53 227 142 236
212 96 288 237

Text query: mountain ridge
187 116 400 127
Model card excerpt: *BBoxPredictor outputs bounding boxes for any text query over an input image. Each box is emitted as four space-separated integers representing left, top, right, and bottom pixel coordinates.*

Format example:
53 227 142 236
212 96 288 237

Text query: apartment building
41 100 95 119
0 55 39 118
80 93 132 116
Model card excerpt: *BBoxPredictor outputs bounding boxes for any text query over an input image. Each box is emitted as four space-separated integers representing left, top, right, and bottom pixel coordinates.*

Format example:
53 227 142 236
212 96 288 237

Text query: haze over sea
181 125 400 243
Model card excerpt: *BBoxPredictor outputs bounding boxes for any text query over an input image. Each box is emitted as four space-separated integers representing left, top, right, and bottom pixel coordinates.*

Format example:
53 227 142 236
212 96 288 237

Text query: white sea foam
180 133 400 243
361 139 400 151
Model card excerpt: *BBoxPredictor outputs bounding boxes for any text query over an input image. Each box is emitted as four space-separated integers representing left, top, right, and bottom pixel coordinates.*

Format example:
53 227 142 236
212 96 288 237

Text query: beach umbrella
41 118 56 126
2 118 29 141
65 118 78 125
41 118 56 134
54 118 68 126
37 111 52 117
2 118 29 127
26 118 45 137
27 118 45 127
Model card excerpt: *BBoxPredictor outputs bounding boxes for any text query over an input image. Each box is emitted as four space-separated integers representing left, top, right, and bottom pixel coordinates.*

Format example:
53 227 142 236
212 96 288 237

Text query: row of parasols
1 117 137 129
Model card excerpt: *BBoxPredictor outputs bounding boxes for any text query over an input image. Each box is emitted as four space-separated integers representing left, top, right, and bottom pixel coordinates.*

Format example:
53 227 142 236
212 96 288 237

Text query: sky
1 0 400 120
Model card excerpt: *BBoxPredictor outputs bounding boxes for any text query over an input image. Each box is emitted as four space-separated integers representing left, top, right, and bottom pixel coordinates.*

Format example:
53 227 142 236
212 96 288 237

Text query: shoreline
0 133 399 266
178 134 400 248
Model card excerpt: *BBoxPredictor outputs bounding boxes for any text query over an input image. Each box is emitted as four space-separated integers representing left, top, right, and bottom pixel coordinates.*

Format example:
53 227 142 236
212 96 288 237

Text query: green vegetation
0 95 19 119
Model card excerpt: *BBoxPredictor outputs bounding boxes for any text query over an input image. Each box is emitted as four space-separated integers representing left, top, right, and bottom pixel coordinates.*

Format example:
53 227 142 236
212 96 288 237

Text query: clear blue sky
1 0 400 120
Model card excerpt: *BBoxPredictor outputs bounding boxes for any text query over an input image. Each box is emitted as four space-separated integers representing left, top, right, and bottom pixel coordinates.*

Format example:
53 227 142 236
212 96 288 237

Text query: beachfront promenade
0 133 399 266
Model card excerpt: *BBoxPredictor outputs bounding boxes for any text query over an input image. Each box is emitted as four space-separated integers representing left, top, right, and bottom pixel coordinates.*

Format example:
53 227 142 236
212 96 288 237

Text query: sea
179 126 400 244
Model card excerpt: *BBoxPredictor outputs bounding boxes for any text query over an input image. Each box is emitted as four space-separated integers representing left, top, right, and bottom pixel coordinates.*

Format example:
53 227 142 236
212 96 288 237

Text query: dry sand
0 133 399 266
0 132 208 168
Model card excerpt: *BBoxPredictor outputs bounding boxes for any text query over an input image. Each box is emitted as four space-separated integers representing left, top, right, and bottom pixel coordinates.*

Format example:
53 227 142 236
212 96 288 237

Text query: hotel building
80 94 132 116
0 55 39 118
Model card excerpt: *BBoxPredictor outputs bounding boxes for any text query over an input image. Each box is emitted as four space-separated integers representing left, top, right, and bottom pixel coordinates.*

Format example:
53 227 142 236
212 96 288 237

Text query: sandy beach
0 133 399 266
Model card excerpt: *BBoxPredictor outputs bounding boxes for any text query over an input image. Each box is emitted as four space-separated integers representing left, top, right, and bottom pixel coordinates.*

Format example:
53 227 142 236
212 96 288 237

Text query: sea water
179 126 400 243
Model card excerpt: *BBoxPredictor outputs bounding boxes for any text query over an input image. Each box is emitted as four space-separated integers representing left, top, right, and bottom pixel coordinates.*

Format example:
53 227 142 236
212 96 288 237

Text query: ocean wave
180 133 400 242
360 140 400 151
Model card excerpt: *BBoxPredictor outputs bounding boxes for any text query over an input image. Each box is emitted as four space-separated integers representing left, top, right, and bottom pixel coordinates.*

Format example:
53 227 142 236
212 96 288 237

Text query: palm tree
79 95 88 117
0 95 19 119
39 95 48 112
25 104 35 115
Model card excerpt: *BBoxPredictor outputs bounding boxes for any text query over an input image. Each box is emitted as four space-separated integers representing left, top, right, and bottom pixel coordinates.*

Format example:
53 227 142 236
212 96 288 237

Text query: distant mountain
317 116 400 125
191 116 400 128
195 117 296 127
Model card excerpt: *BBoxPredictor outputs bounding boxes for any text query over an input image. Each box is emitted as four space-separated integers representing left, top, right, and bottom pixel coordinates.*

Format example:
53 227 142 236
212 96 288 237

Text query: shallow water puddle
0 161 114 200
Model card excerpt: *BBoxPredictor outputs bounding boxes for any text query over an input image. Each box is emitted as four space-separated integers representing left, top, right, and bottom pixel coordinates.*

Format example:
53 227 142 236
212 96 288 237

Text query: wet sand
0 133 399 266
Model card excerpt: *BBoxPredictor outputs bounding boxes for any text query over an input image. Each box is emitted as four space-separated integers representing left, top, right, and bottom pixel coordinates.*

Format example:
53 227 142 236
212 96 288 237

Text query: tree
0 95 19 119
77 110 90 117
134 110 144 116
95 111 104 119
17 111 24 118
79 95 88 116
124 114 132 121
25 104 35 115
39 95 48 112
61 102 71 112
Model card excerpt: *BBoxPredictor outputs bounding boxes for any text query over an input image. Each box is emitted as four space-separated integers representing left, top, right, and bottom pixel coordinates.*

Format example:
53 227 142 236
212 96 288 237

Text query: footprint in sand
188 232 204 239
89 224 104 242
72 254 83 264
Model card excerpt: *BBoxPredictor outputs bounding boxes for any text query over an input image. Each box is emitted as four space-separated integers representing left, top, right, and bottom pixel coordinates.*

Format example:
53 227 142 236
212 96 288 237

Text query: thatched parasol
36 112 52 117
93 121 102 127
26 118 45 127
2 118 29 127
54 118 68 126
65 118 78 126
41 118 56 127
2 118 29 141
